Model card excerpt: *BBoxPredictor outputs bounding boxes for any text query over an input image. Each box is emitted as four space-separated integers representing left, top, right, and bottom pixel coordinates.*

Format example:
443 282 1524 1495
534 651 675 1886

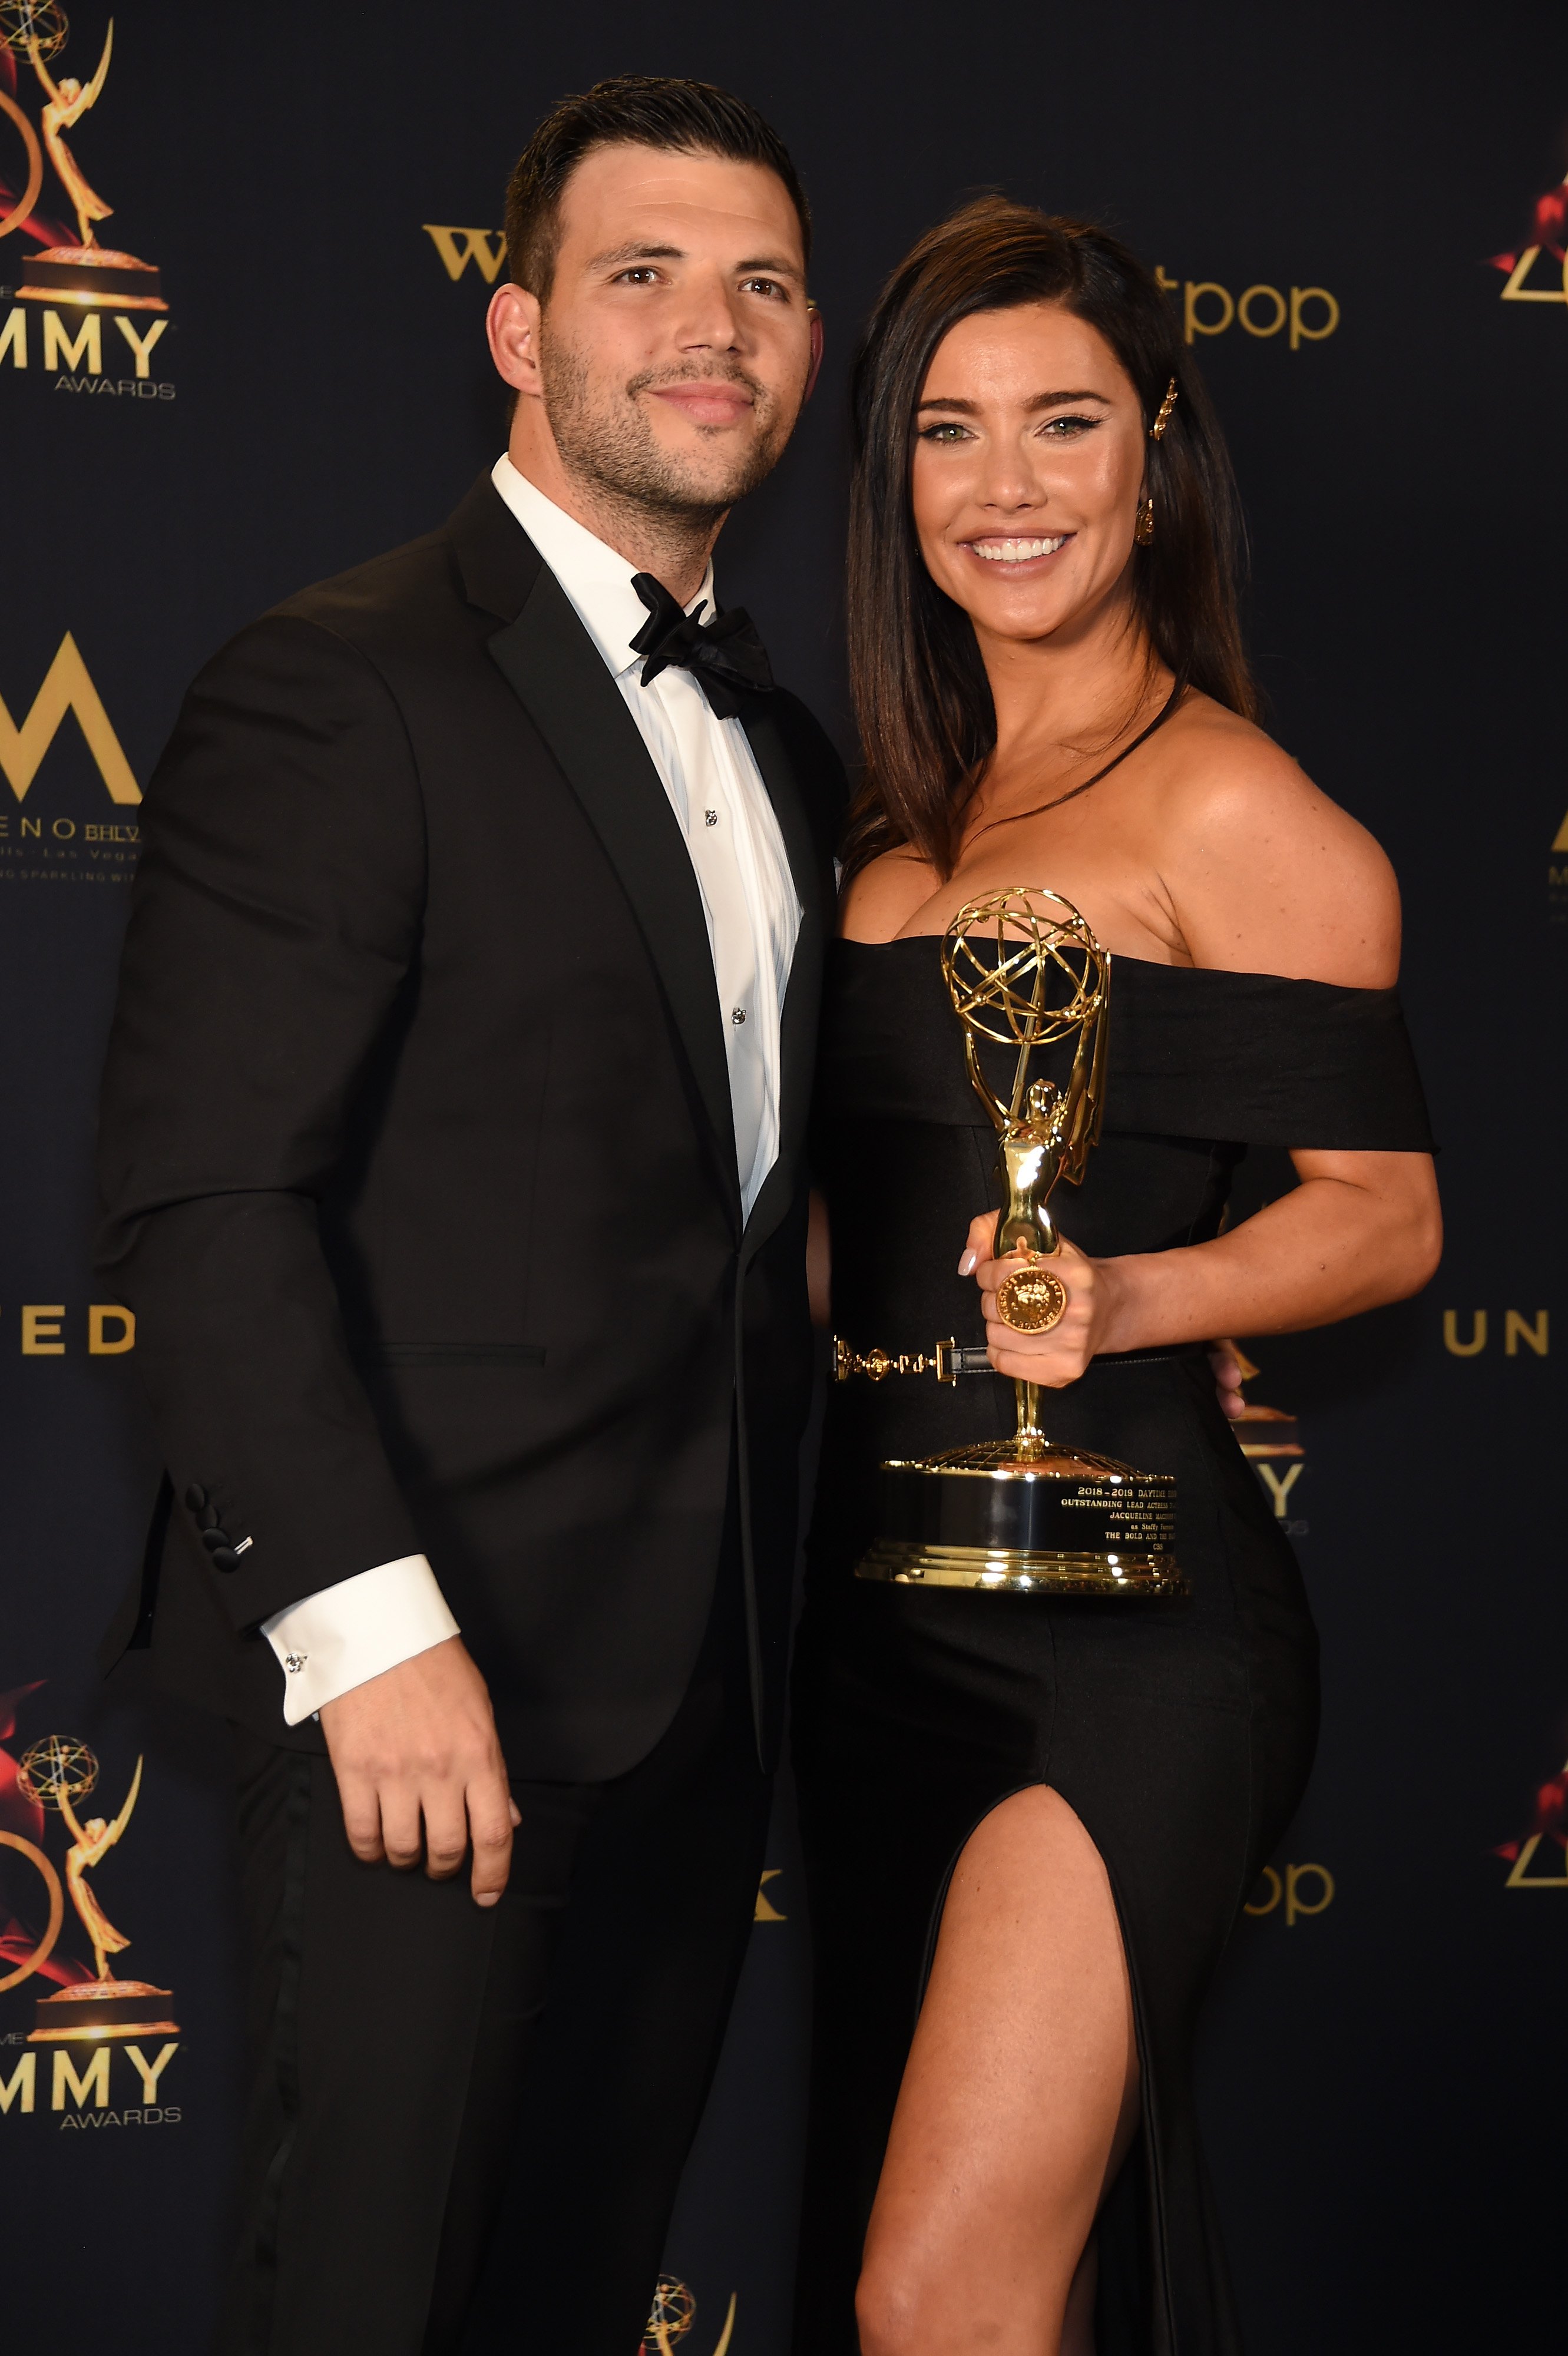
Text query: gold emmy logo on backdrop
836 886 1180 1596
9 1735 179 2041
1487 165 1568 307
0 6 165 311
1495 1755 1568 1889
1550 804 1568 925
1228 1349 1306 1524
641 2277 737 2356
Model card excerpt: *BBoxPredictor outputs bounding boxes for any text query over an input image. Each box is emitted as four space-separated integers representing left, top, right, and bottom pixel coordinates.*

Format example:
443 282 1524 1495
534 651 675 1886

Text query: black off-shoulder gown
792 941 1433 2355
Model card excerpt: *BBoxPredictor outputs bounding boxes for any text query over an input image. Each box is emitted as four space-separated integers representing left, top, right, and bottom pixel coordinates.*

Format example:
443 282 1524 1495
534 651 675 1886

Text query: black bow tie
629 573 774 720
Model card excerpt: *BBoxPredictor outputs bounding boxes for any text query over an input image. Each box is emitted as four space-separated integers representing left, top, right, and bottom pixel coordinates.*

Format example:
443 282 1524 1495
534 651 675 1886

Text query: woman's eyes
916 412 1104 446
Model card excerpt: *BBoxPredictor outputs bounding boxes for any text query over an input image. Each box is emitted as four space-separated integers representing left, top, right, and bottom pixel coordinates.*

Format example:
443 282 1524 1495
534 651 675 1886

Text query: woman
793 199 1440 2355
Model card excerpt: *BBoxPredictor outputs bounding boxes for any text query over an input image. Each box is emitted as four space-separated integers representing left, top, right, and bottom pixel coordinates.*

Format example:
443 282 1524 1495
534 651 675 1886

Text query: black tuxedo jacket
94 474 843 1778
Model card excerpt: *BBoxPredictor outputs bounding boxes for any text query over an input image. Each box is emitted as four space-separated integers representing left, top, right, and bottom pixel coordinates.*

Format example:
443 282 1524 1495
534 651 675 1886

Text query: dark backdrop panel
2 4 1563 2349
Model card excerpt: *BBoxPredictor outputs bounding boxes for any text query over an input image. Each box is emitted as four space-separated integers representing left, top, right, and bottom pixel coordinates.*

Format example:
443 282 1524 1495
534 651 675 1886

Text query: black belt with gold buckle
832 1336 994 1385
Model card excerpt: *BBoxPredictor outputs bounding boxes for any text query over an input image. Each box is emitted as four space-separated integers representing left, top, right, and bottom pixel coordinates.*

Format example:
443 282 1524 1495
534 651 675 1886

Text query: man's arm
97 616 429 1619
96 614 513 1900
262 1554 459 1722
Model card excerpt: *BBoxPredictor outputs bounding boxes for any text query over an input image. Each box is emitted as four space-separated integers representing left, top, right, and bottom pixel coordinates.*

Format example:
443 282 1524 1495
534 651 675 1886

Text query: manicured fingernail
476 1892 500 1908
958 1249 978 1275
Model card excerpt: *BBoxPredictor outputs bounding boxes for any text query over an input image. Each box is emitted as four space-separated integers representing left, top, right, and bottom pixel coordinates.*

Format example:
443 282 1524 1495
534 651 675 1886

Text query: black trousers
216 1546 767 2356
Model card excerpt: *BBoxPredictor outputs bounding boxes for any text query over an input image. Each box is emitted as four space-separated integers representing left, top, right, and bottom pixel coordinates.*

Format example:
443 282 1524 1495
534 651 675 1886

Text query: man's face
493 143 816 520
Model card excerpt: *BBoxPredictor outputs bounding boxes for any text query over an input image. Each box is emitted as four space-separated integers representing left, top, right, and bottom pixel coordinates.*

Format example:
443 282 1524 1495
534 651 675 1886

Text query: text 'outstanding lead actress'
793 203 1441 2355
90 78 843 2356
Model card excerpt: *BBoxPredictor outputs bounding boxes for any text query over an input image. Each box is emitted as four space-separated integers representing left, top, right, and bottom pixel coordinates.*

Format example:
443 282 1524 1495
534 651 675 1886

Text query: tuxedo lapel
450 472 835 1253
484 557 741 1223
736 699 834 1263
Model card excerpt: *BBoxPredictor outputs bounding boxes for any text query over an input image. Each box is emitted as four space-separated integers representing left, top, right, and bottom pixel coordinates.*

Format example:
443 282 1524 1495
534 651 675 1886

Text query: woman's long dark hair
842 198 1259 882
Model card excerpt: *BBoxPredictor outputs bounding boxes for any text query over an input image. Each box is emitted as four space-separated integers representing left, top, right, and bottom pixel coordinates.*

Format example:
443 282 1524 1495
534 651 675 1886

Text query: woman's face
909 301 1147 648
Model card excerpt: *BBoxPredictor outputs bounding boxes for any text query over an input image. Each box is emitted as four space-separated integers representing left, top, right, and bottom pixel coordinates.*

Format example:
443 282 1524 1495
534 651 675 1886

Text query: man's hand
1207 1339 1246 1421
319 1636 519 1906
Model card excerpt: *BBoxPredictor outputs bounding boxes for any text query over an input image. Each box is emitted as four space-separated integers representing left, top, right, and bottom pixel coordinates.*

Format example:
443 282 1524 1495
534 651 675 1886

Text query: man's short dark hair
504 75 812 303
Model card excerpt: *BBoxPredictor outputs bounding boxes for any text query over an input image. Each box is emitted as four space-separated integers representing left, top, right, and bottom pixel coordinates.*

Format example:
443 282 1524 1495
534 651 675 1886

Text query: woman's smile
963 531 1074 571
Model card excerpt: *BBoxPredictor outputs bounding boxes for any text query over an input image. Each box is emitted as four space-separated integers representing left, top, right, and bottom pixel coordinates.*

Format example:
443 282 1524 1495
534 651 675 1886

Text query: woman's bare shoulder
1152 695 1348 822
1144 695 1402 987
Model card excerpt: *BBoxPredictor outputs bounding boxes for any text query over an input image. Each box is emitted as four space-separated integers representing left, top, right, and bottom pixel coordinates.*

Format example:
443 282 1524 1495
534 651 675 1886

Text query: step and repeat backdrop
2 3 1563 2350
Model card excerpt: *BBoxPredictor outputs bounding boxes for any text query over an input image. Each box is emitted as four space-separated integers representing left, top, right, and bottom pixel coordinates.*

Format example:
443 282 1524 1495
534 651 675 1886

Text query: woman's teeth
971 536 1069 563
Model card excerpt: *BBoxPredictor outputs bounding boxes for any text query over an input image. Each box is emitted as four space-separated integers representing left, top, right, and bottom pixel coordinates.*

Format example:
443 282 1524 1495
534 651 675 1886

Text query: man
94 77 841 2356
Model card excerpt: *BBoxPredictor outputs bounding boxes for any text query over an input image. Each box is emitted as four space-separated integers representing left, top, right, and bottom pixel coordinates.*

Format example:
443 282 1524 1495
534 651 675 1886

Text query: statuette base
856 1541 1180 1595
29 1977 180 2041
854 1445 1183 1597
19 245 167 312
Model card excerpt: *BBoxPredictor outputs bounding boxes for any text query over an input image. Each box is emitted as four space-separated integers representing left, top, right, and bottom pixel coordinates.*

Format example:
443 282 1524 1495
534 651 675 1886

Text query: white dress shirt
262 457 802 1725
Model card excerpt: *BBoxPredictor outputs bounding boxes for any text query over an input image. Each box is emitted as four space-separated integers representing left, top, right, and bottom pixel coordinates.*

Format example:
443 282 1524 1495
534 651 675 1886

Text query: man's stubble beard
540 324 796 548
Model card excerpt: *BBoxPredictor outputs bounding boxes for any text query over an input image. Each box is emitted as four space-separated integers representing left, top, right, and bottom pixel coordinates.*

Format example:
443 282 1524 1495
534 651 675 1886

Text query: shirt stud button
732 1007 747 1025
704 809 719 828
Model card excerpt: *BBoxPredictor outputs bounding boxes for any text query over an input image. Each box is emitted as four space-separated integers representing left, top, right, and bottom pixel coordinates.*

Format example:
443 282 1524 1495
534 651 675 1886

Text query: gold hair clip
1149 378 1178 440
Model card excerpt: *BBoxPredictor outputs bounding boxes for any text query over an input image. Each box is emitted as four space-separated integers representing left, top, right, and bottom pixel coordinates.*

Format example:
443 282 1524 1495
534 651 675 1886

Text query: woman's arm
967 719 1441 1379
965 1149 1441 1387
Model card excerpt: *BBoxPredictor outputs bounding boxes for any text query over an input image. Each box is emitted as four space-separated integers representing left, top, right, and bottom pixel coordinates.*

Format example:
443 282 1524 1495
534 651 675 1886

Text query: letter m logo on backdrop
0 634 140 805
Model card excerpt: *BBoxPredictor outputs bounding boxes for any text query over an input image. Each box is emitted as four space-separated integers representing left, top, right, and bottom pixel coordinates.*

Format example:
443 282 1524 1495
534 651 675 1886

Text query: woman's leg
855 1785 1139 2356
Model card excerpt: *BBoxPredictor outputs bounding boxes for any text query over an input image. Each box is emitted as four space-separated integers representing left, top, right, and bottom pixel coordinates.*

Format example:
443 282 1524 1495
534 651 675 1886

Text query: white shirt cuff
261 1554 460 1726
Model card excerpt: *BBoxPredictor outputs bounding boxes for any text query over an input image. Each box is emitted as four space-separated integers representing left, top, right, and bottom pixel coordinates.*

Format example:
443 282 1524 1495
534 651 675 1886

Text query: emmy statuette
0 14 168 313
15 1736 180 2043
841 888 1180 1595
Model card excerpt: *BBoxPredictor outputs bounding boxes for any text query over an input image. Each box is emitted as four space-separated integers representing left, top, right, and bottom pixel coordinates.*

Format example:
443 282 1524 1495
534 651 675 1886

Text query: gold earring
1135 496 1155 545
1149 378 1178 439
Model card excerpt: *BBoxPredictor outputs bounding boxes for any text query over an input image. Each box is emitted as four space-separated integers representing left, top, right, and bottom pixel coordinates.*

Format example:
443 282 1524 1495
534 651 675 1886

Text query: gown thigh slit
867 1781 1142 2331
792 938 1433 2355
